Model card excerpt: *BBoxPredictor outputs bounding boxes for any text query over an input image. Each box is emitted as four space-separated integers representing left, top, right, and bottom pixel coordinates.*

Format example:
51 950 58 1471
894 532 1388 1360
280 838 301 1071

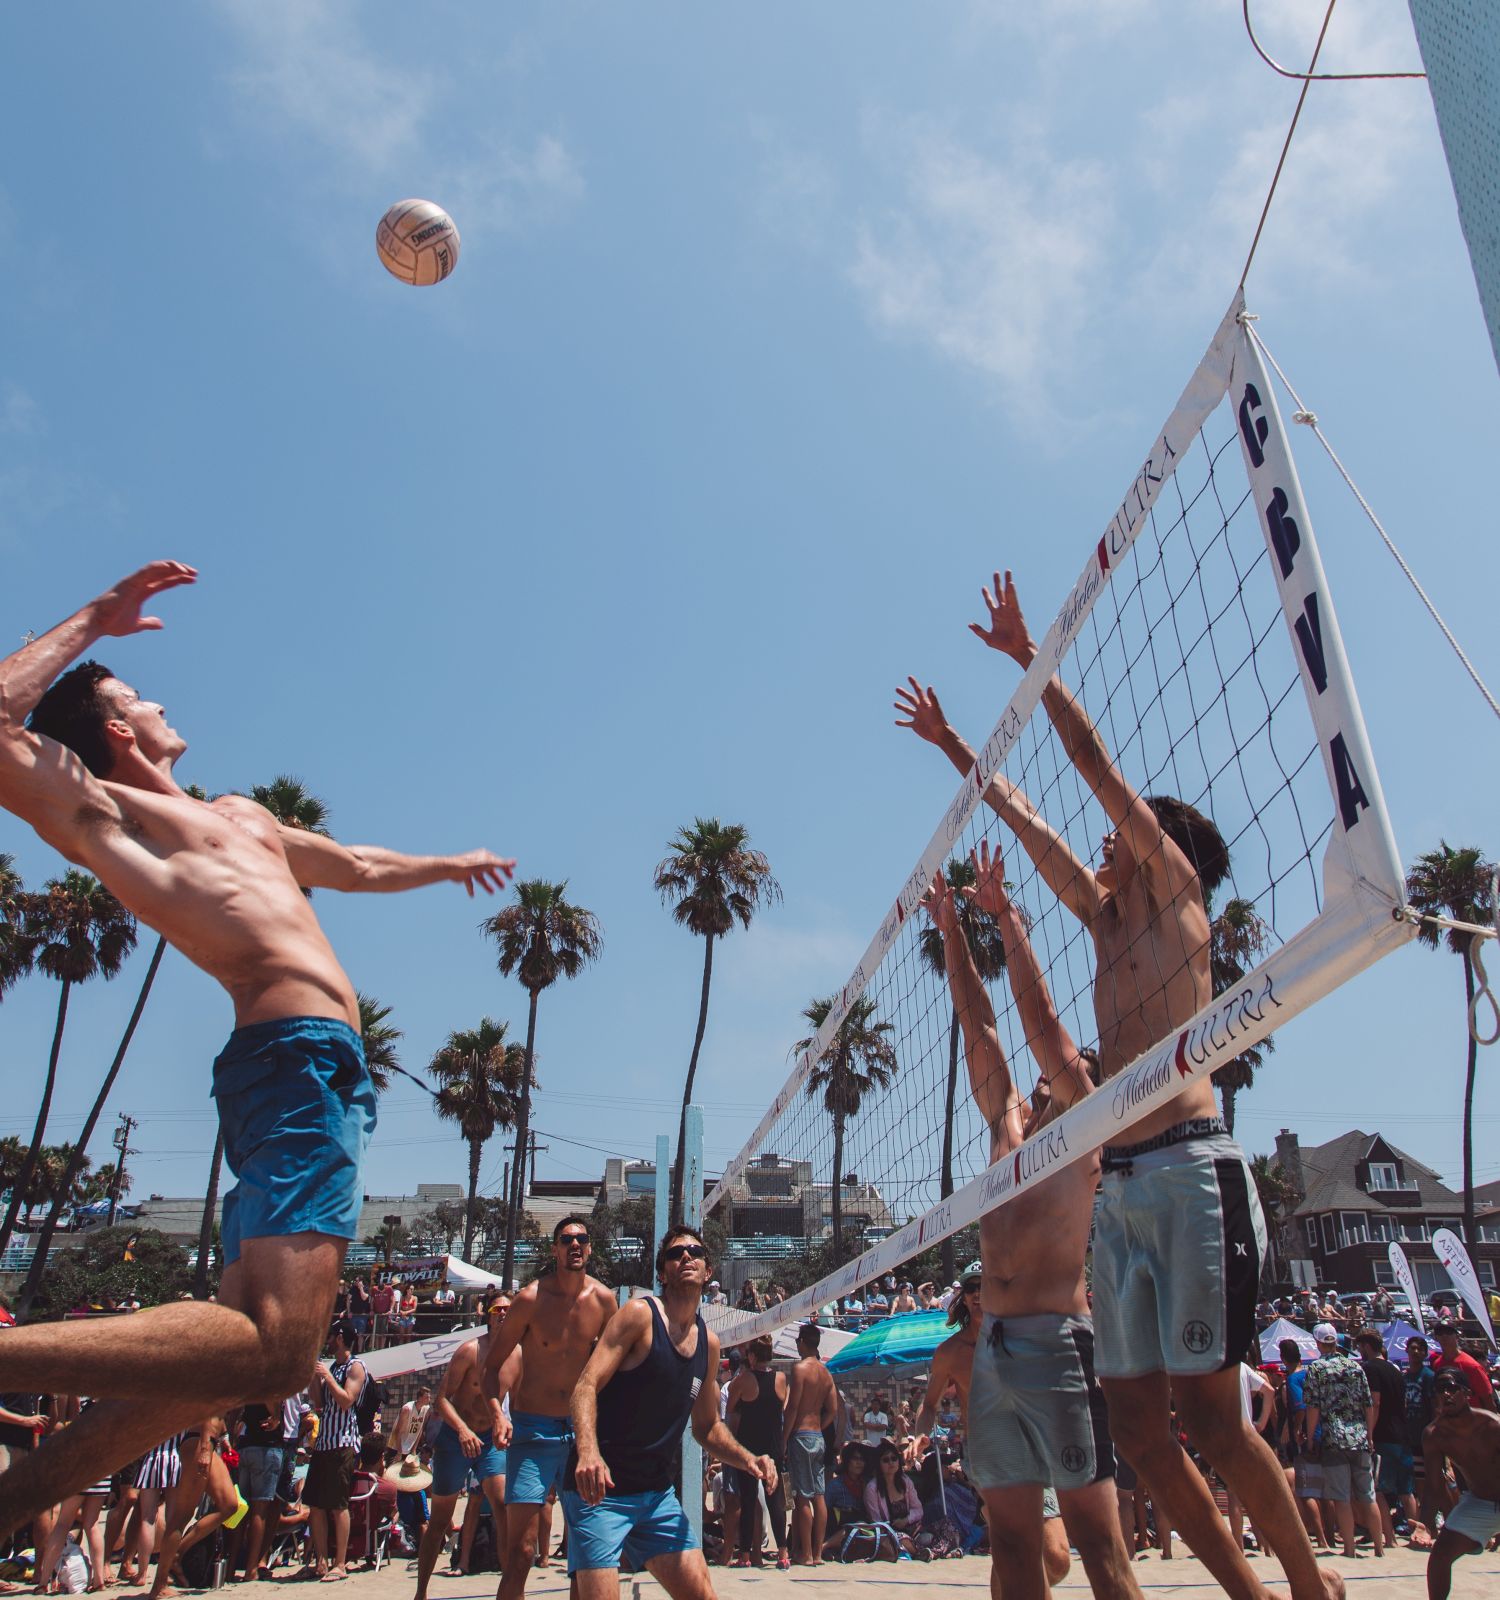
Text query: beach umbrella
827 1311 951 1374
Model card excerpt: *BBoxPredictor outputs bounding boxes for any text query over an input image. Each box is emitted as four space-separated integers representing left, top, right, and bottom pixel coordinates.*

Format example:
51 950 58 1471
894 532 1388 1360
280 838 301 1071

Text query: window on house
1321 1215 1337 1253
1480 1262 1496 1289
1369 1216 1393 1243
1304 1217 1318 1248
1341 1212 1369 1244
1373 1263 1397 1286
1431 1218 1465 1241
1368 1162 1399 1190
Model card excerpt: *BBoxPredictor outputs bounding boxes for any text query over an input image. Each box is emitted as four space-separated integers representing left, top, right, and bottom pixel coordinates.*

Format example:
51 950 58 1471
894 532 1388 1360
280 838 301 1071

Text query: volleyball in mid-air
375 199 460 286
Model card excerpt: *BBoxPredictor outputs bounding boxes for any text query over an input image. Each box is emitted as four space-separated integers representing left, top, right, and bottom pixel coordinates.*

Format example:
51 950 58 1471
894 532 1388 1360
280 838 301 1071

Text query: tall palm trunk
938 1009 960 1286
830 1107 845 1254
502 990 540 1289
464 1135 482 1262
193 1129 225 1299
1222 1082 1238 1137
18 938 166 1315
0 980 73 1260
1462 943 1479 1267
672 934 715 1222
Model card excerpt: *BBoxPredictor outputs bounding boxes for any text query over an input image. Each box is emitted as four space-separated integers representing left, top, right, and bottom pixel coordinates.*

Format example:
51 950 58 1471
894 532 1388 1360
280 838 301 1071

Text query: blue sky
2 0 1496 1217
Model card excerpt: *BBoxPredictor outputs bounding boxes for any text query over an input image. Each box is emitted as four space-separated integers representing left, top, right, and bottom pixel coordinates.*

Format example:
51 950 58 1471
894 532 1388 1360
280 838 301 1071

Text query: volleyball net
707 293 1413 1345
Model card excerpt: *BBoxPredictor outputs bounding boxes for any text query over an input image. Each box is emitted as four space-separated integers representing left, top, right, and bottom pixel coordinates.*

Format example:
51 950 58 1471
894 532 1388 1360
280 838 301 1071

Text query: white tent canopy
1259 1317 1318 1363
441 1255 508 1291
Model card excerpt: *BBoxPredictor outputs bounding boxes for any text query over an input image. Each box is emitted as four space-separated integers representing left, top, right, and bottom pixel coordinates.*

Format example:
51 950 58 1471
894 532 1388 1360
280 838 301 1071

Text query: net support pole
654 1134 671 1263
682 1107 705 1542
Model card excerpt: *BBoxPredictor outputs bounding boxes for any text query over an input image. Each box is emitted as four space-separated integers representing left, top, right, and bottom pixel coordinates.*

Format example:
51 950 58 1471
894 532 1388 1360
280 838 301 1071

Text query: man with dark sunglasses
483 1215 616 1600
565 1226 775 1600
1420 1370 1500 1598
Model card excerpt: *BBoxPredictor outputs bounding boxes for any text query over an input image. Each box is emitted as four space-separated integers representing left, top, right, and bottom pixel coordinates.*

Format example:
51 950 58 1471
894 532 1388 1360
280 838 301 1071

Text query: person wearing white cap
1302 1325 1382 1559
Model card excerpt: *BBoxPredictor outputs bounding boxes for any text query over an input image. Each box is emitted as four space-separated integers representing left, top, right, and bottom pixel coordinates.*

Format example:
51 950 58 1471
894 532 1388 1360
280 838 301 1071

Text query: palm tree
918 857 1007 1283
1406 842 1497 1264
654 820 781 1219
0 872 137 1262
0 853 36 1001
357 993 403 1093
1249 1152 1300 1282
16 934 168 1316
482 880 602 1286
1208 894 1275 1135
192 776 331 1296
430 1018 527 1261
798 995 898 1253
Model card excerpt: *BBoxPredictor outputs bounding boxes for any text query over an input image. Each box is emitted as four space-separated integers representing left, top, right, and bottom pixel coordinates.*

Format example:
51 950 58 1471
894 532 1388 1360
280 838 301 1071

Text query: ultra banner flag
1388 1242 1425 1338
1432 1228 1498 1349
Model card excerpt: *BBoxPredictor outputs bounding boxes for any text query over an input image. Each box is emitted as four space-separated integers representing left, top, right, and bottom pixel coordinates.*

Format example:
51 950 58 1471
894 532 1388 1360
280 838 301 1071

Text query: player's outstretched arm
896 676 1100 926
973 570 1187 895
967 839 1094 1114
276 828 515 898
570 1299 652 1506
920 870 1024 1155
0 562 196 845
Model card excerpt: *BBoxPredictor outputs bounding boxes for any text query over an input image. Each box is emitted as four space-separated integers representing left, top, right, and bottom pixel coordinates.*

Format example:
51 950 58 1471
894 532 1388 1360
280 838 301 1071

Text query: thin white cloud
848 120 1113 423
213 0 583 237
0 385 38 436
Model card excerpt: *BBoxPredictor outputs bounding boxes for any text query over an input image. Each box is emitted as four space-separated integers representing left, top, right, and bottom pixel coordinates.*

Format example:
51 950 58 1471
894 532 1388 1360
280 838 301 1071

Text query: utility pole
107 1113 137 1228
529 1131 548 1190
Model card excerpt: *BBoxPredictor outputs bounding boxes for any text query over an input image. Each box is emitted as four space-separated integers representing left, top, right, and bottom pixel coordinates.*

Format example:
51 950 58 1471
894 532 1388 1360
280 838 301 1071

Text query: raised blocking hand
90 561 198 637
968 570 1035 667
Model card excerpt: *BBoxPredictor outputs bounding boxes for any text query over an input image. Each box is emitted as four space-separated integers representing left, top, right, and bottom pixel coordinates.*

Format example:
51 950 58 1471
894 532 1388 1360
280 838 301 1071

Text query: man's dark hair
1355 1330 1383 1353
331 1317 358 1351
27 661 119 778
797 1323 821 1353
358 1431 387 1468
1406 1335 1429 1354
1145 795 1230 895
553 1214 591 1242
655 1222 707 1277
748 1335 774 1364
1278 1338 1302 1368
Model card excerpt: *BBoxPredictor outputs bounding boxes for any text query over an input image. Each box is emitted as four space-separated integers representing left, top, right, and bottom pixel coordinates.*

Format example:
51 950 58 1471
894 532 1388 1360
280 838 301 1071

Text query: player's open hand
969 570 1035 666
91 561 198 637
966 838 1011 916
893 678 950 747
458 1426 481 1459
750 1454 778 1494
919 870 957 929
448 850 517 896
574 1449 614 1507
494 1412 512 1450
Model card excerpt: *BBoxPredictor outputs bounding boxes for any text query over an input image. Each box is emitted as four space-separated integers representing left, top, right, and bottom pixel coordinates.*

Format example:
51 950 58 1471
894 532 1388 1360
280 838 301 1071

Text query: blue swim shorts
561 1487 697 1574
431 1422 506 1497
506 1412 573 1505
212 1016 376 1266
237 1445 285 1504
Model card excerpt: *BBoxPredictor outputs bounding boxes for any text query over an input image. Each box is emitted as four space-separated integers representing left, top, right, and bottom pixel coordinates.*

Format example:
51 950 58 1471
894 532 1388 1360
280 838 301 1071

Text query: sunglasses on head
663 1242 707 1261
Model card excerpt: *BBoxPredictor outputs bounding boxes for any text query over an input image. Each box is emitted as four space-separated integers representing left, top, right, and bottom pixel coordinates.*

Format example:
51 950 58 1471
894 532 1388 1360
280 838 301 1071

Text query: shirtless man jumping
414 1297 520 1600
918 854 1138 1600
483 1215 617 1600
898 569 1337 1600
0 563 514 1535
1420 1369 1500 1599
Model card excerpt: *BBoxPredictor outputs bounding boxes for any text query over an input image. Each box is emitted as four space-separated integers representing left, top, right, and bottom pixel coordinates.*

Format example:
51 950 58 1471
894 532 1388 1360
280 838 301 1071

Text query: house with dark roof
1275 1129 1500 1297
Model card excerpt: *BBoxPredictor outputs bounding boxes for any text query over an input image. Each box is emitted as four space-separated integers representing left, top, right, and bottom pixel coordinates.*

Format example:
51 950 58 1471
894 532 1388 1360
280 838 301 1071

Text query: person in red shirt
348 1433 400 1565
372 1280 397 1349
1431 1325 1497 1412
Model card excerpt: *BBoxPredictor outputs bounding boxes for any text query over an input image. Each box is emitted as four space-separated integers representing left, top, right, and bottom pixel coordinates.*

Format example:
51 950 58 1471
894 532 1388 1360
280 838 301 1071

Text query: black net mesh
716 395 1332 1284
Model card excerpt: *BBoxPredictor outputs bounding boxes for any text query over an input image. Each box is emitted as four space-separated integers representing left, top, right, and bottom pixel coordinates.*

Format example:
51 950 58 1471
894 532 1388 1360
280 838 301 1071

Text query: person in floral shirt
1303 1324 1383 1558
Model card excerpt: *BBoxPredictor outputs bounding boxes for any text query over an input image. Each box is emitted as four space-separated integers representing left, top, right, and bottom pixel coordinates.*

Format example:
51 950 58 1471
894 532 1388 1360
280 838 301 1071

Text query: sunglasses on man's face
558 1232 589 1247
663 1243 708 1262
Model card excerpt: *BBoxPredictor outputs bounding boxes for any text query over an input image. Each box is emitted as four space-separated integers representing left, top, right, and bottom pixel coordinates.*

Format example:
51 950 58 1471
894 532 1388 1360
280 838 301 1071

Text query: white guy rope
1246 324 1500 725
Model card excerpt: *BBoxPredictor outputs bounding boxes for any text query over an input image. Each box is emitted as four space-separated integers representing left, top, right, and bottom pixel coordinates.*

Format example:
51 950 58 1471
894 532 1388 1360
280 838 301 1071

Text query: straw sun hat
383 1454 433 1493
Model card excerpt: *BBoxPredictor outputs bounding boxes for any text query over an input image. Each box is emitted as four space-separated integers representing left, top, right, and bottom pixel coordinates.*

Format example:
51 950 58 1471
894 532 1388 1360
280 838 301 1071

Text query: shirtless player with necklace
898 570 1339 1600
482 1216 616 1600
0 563 513 1536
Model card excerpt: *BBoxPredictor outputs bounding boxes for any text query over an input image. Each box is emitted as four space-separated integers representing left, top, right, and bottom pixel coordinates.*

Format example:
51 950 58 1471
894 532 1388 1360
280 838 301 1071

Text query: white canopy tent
440 1254 509 1292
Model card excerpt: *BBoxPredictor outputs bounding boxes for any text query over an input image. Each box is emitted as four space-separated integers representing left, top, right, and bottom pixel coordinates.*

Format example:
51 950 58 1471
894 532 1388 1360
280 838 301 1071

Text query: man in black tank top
564 1227 777 1600
724 1337 788 1567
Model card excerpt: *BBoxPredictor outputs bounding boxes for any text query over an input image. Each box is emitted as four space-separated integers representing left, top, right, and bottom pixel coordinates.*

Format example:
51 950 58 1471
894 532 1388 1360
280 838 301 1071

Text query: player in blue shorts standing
484 1217 617 1598
566 1226 777 1600
0 562 514 1538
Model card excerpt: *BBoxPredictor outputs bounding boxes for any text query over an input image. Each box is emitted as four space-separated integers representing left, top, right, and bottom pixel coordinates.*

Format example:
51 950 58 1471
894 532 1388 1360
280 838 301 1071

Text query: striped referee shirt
316 1357 365 1452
